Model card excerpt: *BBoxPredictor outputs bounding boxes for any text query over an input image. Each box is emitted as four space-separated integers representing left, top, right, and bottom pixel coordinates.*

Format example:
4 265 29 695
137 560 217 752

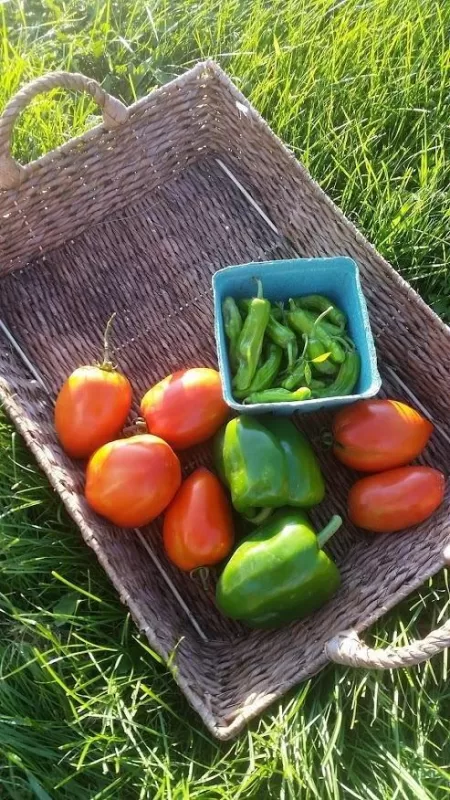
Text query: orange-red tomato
141 368 229 450
55 365 132 459
333 399 433 472
348 466 445 533
85 434 181 528
163 467 234 570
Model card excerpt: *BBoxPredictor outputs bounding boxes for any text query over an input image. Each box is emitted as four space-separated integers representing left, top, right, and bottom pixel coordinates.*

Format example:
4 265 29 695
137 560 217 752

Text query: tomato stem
189 567 211 590
320 430 334 449
100 312 117 370
122 417 148 437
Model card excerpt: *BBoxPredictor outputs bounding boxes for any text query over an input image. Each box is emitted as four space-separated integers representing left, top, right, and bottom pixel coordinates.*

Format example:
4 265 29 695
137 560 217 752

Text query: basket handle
0 72 129 189
326 546 450 668
325 621 450 669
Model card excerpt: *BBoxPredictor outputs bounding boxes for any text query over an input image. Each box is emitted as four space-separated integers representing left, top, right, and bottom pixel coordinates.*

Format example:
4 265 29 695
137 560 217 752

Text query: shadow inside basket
1 153 450 735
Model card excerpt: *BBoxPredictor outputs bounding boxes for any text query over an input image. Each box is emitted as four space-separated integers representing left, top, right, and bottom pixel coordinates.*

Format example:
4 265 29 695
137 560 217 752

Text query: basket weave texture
0 62 449 739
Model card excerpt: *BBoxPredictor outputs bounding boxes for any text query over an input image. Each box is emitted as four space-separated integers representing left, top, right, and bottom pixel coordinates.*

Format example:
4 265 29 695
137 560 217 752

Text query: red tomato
333 399 433 472
55 366 132 459
141 368 229 450
85 434 181 528
163 467 234 570
348 466 445 533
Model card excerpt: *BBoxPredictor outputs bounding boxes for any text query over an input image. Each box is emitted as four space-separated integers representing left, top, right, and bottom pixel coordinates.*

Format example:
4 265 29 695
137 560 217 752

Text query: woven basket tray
1 62 450 740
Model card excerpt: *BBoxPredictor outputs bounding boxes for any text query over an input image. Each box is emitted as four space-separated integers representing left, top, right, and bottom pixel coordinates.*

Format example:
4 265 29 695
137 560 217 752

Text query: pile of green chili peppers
222 279 360 403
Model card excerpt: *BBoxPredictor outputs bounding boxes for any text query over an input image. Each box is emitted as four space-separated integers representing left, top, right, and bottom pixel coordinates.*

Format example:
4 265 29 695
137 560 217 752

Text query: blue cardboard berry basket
213 256 381 414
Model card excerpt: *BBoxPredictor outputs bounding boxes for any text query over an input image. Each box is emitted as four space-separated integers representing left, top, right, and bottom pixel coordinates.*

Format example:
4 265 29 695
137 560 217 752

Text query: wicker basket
1 62 450 741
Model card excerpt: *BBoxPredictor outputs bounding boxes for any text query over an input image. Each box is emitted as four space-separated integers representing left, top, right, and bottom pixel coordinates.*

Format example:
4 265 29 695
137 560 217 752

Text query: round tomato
55 365 132 459
348 466 445 533
333 399 433 472
163 467 234 570
141 368 229 450
85 434 181 527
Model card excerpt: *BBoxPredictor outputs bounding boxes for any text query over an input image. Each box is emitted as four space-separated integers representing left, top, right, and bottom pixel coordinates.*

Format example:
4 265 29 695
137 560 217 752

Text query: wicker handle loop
325 621 450 668
0 72 128 189
326 547 450 669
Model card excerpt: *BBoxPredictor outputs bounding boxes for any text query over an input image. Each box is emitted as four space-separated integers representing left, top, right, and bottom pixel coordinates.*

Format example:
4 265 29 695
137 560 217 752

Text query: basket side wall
0 64 217 273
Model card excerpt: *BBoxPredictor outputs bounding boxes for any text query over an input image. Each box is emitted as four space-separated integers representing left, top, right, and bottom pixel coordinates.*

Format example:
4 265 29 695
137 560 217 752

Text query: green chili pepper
265 313 298 370
238 298 252 315
306 333 338 376
281 358 306 390
287 302 346 364
295 309 355 362
233 280 271 393
282 363 327 391
233 342 282 399
311 351 361 397
293 308 346 339
294 294 346 329
216 510 342 628
222 297 242 372
281 336 310 390
244 386 311 404
239 301 297 370
271 303 284 322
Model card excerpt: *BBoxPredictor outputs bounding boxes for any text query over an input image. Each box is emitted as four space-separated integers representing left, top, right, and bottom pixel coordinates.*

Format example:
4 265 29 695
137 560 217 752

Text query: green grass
1 0 450 796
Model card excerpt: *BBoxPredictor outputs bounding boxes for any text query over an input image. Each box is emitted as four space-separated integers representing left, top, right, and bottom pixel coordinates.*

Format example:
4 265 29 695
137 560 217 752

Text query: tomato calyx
122 417 148 438
319 430 334 449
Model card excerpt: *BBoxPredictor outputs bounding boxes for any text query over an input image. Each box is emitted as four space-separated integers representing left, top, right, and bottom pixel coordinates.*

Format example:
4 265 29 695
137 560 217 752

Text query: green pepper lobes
216 511 342 628
214 416 288 522
214 416 325 520
262 417 325 507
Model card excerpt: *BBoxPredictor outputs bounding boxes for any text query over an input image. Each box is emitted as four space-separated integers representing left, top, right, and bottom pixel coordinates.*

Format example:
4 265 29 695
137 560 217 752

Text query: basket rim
1 60 450 741
0 60 214 194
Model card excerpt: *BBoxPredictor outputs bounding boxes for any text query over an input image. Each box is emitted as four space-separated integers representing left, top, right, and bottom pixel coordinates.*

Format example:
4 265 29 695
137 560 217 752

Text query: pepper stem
301 334 309 358
317 515 343 548
254 278 264 299
313 306 333 328
287 341 296 371
244 507 273 525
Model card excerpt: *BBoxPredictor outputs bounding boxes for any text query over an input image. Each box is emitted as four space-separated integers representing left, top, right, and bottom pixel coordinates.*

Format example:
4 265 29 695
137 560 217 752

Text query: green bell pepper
214 416 325 521
262 417 325 507
214 416 288 522
216 510 342 628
